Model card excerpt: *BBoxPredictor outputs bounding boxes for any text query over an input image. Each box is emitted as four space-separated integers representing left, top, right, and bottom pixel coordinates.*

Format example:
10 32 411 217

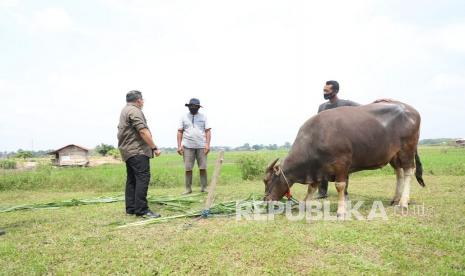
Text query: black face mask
324 92 336 100
189 107 199 115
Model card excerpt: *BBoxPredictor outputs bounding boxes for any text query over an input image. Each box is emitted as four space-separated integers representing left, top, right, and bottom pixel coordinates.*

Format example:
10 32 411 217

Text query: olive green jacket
117 103 152 161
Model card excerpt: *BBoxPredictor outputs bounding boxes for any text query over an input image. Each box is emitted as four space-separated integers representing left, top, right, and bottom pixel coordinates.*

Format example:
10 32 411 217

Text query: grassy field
1 147 464 274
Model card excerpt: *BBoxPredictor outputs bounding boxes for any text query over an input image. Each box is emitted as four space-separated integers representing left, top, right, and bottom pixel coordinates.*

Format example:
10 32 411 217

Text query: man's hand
153 149 161 157
204 129 211 155
177 146 184 156
177 130 184 156
373 98 394 103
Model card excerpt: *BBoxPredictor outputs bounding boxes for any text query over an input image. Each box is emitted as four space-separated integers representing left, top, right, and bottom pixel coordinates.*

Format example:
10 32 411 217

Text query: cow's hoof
396 202 409 210
336 212 346 220
390 197 401 206
398 199 409 209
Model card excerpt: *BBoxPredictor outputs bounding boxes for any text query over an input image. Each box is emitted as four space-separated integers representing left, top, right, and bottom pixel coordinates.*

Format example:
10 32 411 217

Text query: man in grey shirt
177 98 211 194
317 80 360 199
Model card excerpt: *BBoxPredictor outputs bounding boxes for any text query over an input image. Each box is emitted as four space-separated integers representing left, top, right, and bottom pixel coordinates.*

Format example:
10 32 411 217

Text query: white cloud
30 7 72 33
430 72 465 91
0 0 19 8
1 1 464 151
437 23 465 53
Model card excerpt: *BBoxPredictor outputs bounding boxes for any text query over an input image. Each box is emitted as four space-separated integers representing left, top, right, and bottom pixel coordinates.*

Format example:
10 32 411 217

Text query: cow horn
266 158 279 171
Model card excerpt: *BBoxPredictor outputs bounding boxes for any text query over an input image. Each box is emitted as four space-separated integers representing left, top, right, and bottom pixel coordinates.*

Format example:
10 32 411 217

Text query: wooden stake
204 150 224 210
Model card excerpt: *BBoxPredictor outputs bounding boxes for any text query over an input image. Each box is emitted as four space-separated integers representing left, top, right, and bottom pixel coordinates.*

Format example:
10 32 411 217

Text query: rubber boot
200 169 208 192
183 171 193 195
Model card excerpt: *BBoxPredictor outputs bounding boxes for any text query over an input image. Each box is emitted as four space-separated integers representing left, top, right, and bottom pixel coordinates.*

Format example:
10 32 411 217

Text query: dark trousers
318 177 350 198
125 155 150 215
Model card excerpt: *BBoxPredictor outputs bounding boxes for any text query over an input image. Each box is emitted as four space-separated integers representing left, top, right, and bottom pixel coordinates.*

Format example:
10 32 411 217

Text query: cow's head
263 158 289 201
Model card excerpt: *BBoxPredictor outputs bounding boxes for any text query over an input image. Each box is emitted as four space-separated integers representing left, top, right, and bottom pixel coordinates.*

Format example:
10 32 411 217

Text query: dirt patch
88 157 123 167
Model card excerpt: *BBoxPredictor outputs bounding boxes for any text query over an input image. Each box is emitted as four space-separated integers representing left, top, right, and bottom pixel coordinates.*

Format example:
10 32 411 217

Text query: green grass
0 151 284 192
0 147 464 274
354 146 465 177
2 146 464 192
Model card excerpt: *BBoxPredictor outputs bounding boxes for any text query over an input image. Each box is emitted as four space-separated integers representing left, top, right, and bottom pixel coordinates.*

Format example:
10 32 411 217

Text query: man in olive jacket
118 90 161 218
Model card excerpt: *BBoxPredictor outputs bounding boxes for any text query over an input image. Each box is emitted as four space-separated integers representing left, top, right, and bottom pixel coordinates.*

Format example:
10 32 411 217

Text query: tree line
0 142 294 160
2 138 461 160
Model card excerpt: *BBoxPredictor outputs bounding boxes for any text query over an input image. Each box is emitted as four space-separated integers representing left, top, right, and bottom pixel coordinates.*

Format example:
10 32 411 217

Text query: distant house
456 139 465 147
49 144 89 167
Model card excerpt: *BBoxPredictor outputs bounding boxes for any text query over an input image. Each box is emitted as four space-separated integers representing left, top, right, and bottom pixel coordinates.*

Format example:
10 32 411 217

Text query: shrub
237 154 267 180
150 170 180 187
107 148 121 159
95 143 116 156
15 150 33 159
0 159 17 169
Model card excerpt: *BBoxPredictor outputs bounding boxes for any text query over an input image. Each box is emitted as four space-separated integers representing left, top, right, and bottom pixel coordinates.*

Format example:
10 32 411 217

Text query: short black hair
126 90 143 102
326 80 339 93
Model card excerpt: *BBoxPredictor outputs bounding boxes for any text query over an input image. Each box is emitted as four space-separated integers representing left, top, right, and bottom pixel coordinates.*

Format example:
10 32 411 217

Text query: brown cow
263 100 425 218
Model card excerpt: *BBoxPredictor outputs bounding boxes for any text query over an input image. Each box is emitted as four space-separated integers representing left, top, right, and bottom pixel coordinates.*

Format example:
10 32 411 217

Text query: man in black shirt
317 80 359 198
318 80 360 113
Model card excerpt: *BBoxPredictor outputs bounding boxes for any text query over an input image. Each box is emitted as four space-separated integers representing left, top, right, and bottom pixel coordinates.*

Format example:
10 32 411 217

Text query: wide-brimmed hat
185 98 202 107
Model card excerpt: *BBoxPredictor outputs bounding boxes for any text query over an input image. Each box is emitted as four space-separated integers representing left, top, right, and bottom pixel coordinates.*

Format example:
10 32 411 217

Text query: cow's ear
266 158 279 172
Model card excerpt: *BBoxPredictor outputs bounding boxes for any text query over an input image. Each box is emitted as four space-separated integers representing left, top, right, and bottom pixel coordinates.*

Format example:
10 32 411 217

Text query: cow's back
291 101 421 174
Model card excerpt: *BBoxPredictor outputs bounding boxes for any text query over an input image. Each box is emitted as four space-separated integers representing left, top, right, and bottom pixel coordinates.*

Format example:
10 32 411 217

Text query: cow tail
415 151 425 187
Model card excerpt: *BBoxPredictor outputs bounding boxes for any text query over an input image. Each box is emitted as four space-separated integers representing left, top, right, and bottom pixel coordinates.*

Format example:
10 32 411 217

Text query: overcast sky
1 0 464 151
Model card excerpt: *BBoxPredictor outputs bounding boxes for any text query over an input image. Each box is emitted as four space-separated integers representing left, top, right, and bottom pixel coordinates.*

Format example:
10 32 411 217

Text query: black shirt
318 99 360 113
